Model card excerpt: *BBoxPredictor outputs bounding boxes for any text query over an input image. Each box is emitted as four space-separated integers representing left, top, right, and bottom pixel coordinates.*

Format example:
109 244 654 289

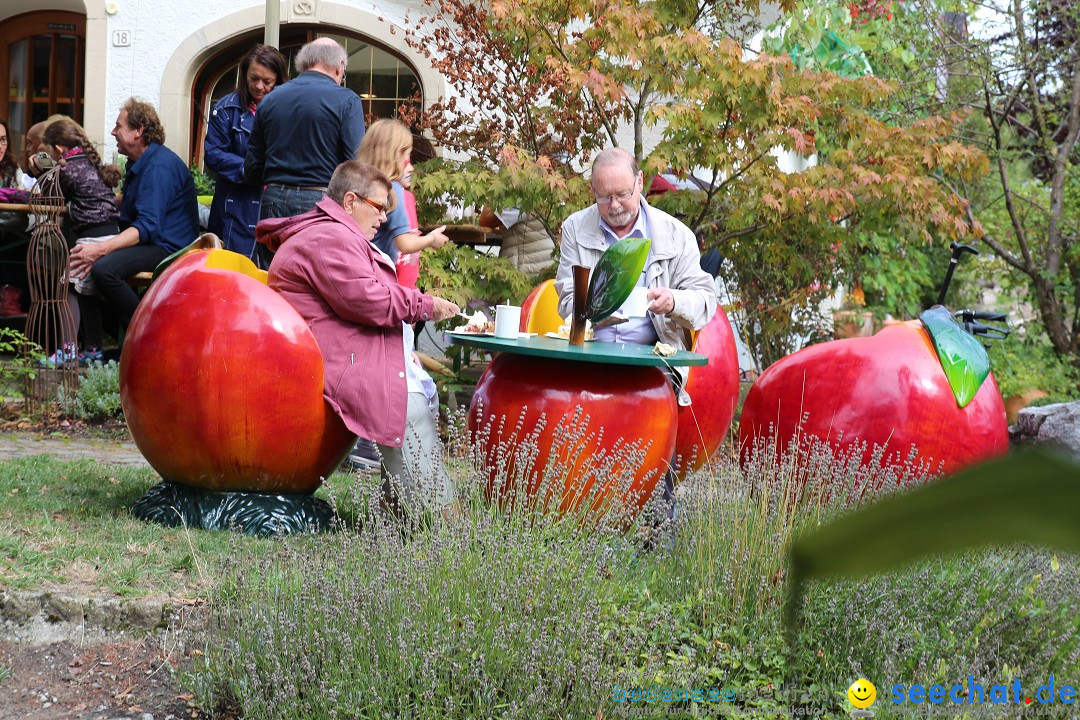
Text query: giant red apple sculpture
738 309 1008 476
469 354 677 520
120 249 355 496
673 310 741 477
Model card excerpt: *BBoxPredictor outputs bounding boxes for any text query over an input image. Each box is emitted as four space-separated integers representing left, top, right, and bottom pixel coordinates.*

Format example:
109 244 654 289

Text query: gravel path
0 433 149 467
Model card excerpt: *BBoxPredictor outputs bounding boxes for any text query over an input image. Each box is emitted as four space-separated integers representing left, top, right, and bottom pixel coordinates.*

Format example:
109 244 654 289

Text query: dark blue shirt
120 143 199 253
244 71 366 188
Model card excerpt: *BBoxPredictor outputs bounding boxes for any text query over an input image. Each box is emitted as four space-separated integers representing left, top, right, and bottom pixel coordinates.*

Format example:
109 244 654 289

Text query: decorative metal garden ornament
23 166 78 417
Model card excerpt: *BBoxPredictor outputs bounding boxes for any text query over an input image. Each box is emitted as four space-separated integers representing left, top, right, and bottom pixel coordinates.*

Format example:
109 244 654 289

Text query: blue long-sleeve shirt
204 91 261 257
244 71 366 188
120 143 199 253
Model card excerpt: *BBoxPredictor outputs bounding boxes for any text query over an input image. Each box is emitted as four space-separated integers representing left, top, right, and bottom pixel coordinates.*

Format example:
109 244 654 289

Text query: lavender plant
188 411 1080 719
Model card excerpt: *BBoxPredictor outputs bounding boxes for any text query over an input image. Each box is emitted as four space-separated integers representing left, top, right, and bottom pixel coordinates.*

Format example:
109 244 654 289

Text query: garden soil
0 635 215 720
0 428 228 720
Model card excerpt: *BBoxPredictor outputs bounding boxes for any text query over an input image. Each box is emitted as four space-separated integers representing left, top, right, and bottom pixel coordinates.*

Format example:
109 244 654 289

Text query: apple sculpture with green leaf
738 306 1008 476
469 238 680 520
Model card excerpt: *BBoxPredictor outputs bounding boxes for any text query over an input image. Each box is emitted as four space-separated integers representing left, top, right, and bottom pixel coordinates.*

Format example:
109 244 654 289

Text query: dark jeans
90 244 169 327
255 185 326 269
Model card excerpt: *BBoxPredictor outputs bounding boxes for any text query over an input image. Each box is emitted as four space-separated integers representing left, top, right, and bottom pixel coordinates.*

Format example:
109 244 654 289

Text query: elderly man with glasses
555 147 716 521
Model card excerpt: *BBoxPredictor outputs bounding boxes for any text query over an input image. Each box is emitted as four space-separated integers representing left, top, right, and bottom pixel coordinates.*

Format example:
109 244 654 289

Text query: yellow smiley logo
848 678 877 709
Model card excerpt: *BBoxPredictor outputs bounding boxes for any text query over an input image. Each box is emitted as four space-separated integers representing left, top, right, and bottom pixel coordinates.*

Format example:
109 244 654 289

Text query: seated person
0 118 29 317
20 114 72 189
256 160 461 519
68 99 199 329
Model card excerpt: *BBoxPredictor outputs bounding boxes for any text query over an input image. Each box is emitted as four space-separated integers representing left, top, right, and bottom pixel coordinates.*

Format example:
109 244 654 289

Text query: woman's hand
430 296 460 322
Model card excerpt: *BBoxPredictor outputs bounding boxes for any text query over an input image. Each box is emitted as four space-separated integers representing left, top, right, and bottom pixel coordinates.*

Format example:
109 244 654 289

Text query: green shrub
190 165 216 196
988 328 1080 400
60 360 122 420
0 327 41 400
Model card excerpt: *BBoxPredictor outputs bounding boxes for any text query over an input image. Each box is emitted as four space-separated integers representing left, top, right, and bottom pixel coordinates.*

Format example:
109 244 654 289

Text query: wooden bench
125 272 154 289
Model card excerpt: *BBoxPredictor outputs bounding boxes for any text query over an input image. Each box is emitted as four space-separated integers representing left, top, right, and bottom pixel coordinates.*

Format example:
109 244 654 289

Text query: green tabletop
445 332 707 367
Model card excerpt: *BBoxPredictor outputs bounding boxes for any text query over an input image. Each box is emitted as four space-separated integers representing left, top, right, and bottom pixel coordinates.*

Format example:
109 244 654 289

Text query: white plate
446 330 495 337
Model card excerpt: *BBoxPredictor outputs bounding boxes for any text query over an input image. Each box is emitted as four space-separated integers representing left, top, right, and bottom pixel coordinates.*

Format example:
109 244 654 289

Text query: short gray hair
295 38 347 73
327 161 392 206
592 147 638 177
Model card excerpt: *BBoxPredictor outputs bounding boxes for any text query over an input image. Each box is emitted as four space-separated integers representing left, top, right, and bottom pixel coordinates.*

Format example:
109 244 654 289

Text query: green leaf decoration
152 234 225 280
919 305 990 408
584 237 651 322
784 450 1080 635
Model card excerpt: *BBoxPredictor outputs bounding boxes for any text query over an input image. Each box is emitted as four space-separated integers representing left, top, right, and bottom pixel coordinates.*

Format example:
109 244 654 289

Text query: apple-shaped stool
453 334 706 525
673 310 741 478
518 279 562 334
738 314 1008 477
516 279 740 479
121 249 356 535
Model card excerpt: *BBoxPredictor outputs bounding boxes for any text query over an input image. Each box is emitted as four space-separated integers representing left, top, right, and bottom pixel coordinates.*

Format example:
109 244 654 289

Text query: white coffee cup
622 287 650 318
494 304 522 339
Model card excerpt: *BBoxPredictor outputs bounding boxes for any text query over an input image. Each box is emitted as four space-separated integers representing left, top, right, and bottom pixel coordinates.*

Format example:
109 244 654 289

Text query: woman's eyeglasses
355 194 388 214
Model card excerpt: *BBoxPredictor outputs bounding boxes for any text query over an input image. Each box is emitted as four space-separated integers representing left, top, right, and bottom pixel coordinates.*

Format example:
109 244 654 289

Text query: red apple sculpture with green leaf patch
738 306 1008 475
120 249 355 494
673 310 741 477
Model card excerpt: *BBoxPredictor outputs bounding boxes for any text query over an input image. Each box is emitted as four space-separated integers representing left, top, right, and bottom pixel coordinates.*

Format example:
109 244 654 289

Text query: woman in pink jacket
256 161 460 518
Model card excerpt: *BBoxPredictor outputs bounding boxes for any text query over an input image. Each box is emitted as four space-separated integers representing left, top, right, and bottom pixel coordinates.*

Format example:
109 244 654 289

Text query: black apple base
132 481 336 536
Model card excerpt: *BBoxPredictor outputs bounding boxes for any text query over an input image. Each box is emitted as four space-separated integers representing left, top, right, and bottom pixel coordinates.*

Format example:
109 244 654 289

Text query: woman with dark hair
0 119 24 188
0 118 29 318
204 44 288 259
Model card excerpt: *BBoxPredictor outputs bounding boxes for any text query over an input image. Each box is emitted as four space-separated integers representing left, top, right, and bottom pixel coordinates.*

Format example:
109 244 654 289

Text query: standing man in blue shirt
244 37 366 269
69 98 199 328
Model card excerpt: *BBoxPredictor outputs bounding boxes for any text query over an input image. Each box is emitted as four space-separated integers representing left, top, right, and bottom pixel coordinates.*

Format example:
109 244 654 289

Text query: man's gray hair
295 38 347 73
592 147 639 177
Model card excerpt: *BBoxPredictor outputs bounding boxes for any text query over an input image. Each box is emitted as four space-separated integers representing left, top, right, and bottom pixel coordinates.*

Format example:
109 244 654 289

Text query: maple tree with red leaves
400 0 988 366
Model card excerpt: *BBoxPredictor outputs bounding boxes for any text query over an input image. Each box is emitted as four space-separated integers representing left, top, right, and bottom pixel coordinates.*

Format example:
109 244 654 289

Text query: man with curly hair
69 98 199 328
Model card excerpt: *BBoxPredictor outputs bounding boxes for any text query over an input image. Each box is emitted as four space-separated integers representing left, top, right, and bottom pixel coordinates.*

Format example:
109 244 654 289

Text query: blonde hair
355 119 412 182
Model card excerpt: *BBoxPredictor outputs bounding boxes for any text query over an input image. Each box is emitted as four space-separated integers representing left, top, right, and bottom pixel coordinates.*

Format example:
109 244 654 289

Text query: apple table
446 332 706 520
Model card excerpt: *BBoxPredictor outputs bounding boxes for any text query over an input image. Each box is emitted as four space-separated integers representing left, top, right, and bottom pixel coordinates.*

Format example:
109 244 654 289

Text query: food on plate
555 315 594 341
652 341 677 357
453 310 495 334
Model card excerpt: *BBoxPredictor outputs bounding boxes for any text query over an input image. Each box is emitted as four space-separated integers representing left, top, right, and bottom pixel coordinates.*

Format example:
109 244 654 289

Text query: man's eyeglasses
594 189 635 206
354 194 388 214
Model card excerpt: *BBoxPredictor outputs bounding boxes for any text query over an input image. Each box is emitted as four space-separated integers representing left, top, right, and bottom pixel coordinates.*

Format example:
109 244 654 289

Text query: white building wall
81 0 441 161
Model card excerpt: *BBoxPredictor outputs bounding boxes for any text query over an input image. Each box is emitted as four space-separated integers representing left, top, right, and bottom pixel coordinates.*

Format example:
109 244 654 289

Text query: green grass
0 455 367 598
3 442 1079 719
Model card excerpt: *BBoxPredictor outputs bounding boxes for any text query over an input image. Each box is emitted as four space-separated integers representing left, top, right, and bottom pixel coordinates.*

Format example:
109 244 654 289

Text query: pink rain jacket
256 197 435 447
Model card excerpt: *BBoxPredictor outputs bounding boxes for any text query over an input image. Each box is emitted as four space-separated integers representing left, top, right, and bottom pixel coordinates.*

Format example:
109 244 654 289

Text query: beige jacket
555 200 716 404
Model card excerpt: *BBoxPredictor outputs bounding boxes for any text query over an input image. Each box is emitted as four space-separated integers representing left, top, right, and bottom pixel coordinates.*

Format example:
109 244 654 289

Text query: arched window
0 11 85 155
190 26 422 166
